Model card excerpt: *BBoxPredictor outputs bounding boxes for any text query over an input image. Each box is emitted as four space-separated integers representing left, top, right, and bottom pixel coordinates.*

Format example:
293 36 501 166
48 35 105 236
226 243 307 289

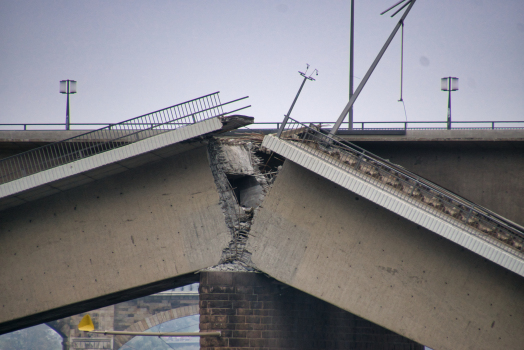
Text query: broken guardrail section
0 92 251 210
0 92 249 185
263 117 524 276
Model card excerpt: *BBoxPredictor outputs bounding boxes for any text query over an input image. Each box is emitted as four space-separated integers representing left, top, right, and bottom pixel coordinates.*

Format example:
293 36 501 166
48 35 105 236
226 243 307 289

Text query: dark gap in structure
226 174 264 208
206 138 285 271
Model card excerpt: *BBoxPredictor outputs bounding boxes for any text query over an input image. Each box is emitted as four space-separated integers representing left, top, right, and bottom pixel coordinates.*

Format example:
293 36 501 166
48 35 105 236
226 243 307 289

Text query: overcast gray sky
1 0 523 129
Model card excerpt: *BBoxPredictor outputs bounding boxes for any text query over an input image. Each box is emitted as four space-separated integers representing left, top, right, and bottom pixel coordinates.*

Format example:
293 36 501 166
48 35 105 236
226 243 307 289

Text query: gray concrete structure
0 115 253 212
340 128 524 141
0 131 91 160
248 160 524 350
1 127 524 350
0 145 227 332
261 134 524 275
0 118 223 203
339 130 524 226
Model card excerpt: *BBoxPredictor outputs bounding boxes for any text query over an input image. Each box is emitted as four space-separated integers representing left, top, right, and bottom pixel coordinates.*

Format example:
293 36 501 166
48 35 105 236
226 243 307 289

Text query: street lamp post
60 80 77 130
441 77 458 130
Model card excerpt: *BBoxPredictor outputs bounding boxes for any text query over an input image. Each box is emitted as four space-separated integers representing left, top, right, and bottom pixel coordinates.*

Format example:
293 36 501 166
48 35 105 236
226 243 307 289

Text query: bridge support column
199 271 423 349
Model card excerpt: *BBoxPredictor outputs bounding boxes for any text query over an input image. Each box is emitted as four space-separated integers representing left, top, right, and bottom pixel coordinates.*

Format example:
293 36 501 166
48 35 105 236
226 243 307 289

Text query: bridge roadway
1 128 524 350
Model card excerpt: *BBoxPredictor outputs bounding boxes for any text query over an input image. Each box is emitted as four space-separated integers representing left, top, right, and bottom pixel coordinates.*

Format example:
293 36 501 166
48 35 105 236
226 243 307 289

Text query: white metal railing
0 92 249 185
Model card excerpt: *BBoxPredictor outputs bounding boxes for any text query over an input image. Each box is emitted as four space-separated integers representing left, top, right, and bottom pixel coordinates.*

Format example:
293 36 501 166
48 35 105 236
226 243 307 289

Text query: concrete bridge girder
248 160 524 350
0 144 227 333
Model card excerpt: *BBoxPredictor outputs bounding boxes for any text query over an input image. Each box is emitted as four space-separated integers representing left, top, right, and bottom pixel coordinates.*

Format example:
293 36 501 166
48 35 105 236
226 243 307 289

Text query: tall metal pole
348 0 355 130
399 21 404 102
60 79 76 130
447 78 452 130
276 75 309 138
66 80 70 130
330 0 416 136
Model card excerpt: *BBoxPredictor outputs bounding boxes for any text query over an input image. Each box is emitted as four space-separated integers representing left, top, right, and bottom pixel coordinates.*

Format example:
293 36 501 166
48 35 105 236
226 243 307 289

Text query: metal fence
336 120 524 130
0 92 249 185
277 117 524 256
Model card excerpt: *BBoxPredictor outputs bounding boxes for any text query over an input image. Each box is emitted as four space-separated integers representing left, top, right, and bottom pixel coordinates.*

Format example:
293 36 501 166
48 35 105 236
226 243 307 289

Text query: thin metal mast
276 65 317 138
330 0 416 136
447 78 452 130
399 21 404 102
348 0 355 130
66 80 70 130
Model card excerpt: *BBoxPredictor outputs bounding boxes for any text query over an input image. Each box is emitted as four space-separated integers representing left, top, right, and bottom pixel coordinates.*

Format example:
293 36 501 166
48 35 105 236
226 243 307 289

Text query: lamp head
441 77 458 91
60 80 77 94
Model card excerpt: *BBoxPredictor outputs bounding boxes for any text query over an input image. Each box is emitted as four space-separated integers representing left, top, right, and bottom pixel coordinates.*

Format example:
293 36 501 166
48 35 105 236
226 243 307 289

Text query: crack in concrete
206 138 279 271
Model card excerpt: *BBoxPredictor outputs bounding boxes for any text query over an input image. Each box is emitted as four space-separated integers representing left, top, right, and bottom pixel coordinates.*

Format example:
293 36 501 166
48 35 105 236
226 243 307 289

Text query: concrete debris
207 140 240 237
207 138 282 268
218 144 257 175
201 262 257 272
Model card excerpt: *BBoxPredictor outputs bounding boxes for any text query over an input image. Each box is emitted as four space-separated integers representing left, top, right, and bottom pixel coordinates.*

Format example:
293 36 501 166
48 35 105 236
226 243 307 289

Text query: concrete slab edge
0 118 223 198
262 134 524 278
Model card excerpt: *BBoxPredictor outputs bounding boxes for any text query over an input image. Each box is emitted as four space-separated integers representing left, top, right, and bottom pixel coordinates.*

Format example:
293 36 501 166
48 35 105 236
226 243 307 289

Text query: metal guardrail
253 120 524 131
328 120 524 130
0 92 250 185
277 117 524 255
1 120 524 131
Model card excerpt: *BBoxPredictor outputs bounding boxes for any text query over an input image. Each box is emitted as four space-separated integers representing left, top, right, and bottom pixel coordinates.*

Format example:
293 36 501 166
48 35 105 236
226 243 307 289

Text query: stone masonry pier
199 271 423 350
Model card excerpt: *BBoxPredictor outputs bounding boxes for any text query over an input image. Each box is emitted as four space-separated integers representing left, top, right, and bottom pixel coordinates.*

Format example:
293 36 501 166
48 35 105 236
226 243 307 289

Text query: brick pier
199 271 423 350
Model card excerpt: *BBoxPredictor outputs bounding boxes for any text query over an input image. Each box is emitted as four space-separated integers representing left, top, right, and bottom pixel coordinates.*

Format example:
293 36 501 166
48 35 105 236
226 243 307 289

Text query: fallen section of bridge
0 92 251 211
249 118 524 350
263 119 524 277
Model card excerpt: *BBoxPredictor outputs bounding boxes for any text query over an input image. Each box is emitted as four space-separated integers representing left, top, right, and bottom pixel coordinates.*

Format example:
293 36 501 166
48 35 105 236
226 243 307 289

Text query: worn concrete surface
248 160 524 350
339 129 524 226
2 129 523 225
0 130 90 143
0 131 93 160
349 141 524 226
0 146 229 333
339 128 524 141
